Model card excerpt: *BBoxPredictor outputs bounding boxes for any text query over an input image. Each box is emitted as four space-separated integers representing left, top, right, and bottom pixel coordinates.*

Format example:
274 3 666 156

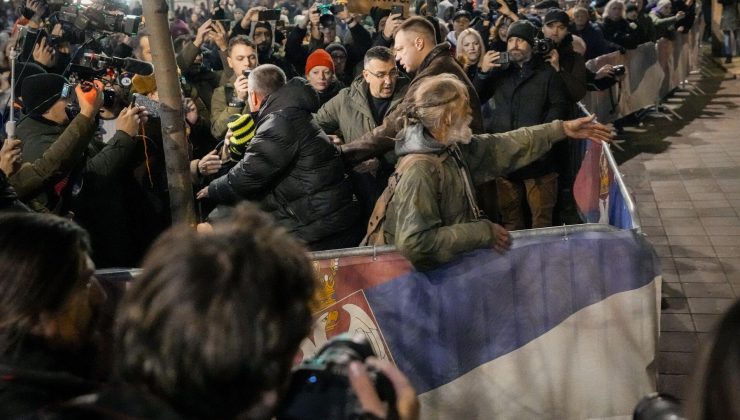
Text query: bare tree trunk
142 0 196 227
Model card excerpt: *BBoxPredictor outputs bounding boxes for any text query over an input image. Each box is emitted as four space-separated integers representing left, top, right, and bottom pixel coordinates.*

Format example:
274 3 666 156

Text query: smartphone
211 19 232 32
495 52 510 65
258 9 282 21
391 5 404 16
132 93 160 119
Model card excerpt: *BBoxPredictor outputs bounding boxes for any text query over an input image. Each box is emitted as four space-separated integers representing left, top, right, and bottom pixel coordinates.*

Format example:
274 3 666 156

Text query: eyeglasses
365 69 400 80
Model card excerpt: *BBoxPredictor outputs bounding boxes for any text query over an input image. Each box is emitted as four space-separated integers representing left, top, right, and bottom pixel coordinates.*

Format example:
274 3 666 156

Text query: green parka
210 82 251 140
315 76 408 143
383 121 568 271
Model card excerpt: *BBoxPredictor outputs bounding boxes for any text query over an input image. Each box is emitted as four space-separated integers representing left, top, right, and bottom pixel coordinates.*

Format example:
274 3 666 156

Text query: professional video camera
277 334 398 420
65 52 153 108
25 0 141 38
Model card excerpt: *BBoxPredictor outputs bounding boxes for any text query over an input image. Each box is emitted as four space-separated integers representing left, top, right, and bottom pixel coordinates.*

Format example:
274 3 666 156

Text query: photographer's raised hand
32 37 56 68
348 357 420 420
116 105 149 138
194 19 213 48
0 138 22 177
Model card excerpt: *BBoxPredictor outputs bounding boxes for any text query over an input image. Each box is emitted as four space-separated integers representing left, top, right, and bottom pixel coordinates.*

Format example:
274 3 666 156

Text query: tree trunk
142 0 196 227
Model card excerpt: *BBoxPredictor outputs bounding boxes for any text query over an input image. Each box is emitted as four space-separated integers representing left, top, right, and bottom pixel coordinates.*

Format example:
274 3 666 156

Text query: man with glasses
316 46 408 224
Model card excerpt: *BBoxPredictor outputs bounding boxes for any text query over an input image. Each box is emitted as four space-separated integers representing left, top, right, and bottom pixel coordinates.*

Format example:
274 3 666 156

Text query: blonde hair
398 74 470 133
604 0 626 19
456 28 486 66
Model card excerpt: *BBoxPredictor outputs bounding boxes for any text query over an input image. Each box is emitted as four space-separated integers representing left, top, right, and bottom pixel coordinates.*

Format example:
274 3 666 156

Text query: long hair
456 28 486 67
395 74 471 134
0 213 90 348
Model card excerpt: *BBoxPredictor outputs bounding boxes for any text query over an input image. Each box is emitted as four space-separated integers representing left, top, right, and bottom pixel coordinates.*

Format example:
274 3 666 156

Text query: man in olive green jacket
315 46 408 222
380 75 613 271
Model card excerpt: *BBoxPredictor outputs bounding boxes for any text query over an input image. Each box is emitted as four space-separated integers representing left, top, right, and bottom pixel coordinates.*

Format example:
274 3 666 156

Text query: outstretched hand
562 115 614 143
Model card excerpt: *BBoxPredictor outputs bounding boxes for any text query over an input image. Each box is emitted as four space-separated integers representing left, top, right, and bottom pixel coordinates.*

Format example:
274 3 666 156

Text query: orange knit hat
305 49 335 74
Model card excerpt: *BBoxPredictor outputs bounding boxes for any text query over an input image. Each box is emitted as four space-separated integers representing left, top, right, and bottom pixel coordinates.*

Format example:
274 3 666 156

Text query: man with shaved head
339 16 483 164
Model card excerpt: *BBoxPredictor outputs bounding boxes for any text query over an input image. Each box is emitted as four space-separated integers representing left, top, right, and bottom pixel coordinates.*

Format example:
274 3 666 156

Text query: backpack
361 152 448 246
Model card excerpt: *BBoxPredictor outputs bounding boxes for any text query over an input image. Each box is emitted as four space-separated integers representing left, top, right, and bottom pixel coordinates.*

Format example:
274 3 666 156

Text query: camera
277 334 398 420
317 2 343 27
50 0 141 37
612 65 626 76
533 37 556 55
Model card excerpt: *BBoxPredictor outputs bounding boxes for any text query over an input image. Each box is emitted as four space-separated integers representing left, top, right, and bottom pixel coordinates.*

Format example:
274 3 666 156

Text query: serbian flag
574 141 633 230
305 228 659 419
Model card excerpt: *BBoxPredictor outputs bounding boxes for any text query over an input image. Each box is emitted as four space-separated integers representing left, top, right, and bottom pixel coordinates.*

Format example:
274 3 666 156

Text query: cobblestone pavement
613 52 740 400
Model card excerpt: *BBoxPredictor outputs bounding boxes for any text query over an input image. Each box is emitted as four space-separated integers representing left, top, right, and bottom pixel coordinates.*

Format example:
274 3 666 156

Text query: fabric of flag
305 228 660 419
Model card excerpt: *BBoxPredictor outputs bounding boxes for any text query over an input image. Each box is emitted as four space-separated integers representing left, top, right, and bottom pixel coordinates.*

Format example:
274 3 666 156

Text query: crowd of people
0 0 734 418
0 0 696 269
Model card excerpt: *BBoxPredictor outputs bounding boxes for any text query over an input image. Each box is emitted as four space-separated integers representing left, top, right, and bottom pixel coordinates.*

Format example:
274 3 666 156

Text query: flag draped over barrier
306 228 660 419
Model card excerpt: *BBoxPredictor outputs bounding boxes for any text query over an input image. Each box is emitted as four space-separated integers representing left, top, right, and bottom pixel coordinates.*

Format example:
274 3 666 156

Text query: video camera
27 0 141 40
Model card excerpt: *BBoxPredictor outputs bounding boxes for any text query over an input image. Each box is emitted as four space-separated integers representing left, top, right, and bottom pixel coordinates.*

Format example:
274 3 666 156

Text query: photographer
210 35 257 140
174 19 229 111
285 2 372 83
474 20 569 230
50 203 418 420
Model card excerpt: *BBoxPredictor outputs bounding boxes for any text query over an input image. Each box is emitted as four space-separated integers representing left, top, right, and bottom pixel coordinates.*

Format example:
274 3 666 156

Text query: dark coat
0 171 30 212
208 79 358 248
0 334 99 418
474 55 570 180
555 35 588 104
600 18 639 49
340 42 484 164
569 22 618 60
285 24 372 78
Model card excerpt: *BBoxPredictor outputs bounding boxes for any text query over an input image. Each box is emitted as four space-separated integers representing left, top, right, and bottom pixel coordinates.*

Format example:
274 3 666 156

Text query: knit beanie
325 43 347 58
21 73 68 116
14 62 46 100
227 114 256 161
507 20 538 46
305 49 335 74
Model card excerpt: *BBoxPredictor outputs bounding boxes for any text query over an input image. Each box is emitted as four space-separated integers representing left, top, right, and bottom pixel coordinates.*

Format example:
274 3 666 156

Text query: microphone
82 53 154 76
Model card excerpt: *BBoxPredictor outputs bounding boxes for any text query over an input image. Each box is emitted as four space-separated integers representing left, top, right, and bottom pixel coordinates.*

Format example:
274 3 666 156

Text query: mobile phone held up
258 9 281 21
132 93 160 119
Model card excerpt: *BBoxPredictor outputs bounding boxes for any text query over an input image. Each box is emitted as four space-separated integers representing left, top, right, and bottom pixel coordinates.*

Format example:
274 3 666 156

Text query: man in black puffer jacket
198 64 360 250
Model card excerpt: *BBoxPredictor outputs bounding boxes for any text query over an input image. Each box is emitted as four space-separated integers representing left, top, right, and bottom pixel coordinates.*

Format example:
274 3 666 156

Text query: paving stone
658 374 690 400
660 208 698 218
662 297 690 313
682 283 735 298
700 216 740 226
661 313 694 332
658 352 697 375
659 331 698 352
714 246 740 257
657 201 693 209
692 314 723 332
670 245 715 258
687 298 735 314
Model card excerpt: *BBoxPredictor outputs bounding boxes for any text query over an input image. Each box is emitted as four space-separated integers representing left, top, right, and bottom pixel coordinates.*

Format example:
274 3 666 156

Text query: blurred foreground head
115 203 317 419
0 213 103 351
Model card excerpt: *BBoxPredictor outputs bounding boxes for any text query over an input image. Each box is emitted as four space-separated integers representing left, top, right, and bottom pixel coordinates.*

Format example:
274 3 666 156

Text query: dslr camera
277 334 397 420
612 64 626 76
533 37 556 55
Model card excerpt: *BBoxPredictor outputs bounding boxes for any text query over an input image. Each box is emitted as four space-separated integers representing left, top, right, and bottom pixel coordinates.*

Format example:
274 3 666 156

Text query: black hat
594 0 609 8
507 20 538 46
534 0 560 9
253 21 272 32
13 62 46 100
453 9 472 21
544 8 570 25
21 73 68 117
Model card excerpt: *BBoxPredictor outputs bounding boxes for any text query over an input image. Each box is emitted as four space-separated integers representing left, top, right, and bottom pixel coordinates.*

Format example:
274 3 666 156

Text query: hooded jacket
383 120 568 270
208 79 358 248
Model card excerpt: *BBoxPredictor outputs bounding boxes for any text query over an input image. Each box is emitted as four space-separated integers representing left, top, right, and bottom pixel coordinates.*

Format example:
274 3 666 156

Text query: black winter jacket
474 56 570 180
208 79 358 247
